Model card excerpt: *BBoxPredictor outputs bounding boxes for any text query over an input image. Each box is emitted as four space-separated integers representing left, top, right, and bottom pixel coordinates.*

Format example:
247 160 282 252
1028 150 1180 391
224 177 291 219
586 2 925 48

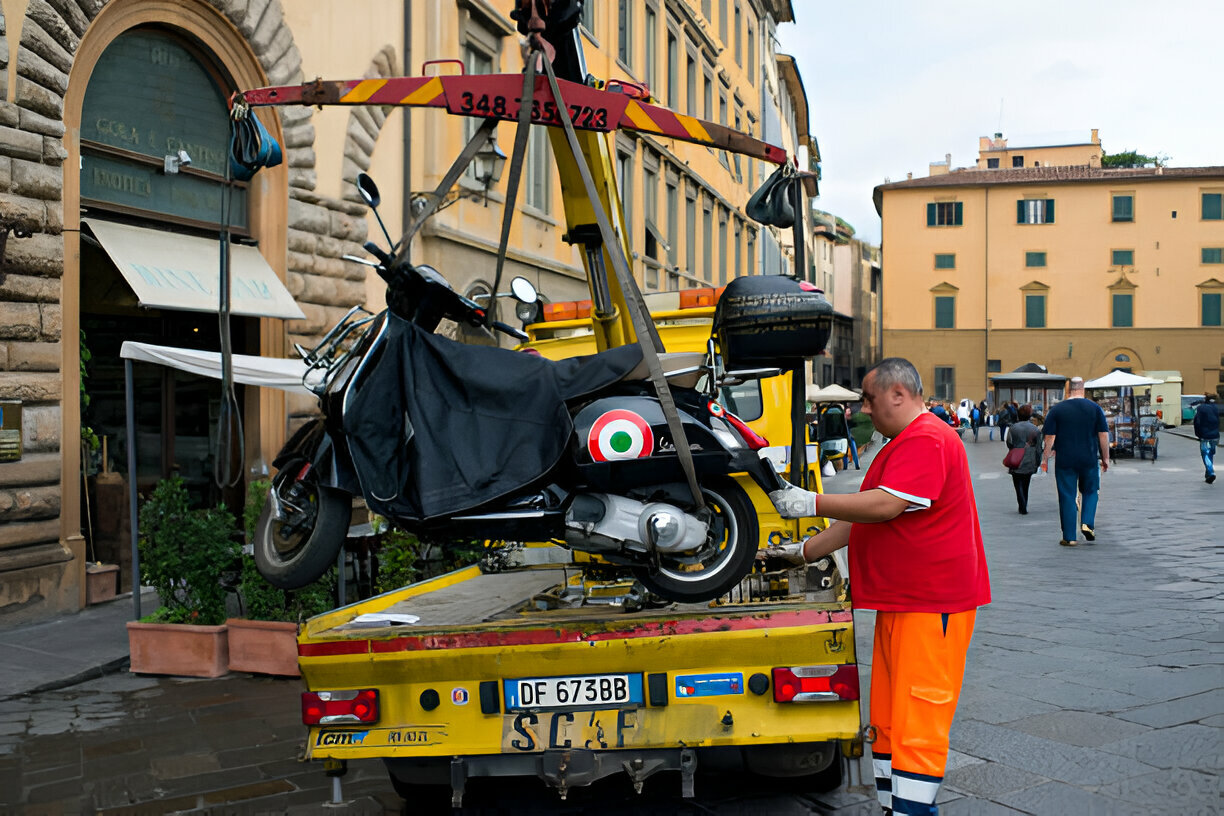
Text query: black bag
746 165 796 228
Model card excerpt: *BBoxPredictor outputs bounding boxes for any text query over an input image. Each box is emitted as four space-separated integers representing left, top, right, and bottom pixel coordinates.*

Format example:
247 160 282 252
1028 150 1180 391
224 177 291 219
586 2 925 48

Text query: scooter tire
253 468 351 590
634 477 759 604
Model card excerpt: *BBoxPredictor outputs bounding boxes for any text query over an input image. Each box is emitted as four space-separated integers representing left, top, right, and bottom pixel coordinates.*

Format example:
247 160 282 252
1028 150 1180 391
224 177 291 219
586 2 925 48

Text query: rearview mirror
356 173 381 208
510 276 538 304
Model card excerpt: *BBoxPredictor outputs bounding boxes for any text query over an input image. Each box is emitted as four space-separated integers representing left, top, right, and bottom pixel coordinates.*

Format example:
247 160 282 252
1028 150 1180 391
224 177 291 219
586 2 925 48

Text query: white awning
1084 370 1163 389
806 384 861 403
84 219 305 320
120 341 314 396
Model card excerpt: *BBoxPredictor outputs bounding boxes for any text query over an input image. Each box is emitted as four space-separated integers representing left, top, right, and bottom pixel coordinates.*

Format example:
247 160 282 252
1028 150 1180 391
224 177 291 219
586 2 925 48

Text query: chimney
907 172 913 180
945 153 952 168
1091 128 1100 144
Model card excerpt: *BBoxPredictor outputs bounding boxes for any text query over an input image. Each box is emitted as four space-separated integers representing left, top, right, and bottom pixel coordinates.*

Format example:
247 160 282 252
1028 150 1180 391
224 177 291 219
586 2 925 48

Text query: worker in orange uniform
770 357 991 816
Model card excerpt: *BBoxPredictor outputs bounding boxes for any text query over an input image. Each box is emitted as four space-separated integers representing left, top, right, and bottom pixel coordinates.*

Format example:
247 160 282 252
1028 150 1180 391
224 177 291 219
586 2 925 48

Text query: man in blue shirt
1040 377 1110 547
1193 394 1220 484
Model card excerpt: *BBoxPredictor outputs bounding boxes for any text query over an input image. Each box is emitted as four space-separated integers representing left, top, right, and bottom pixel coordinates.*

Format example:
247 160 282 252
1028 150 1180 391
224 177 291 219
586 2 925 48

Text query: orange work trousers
870 609 976 811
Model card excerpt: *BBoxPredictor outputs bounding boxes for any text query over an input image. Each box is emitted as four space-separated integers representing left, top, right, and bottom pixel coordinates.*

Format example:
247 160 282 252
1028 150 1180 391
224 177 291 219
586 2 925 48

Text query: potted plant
227 479 335 676
126 475 241 678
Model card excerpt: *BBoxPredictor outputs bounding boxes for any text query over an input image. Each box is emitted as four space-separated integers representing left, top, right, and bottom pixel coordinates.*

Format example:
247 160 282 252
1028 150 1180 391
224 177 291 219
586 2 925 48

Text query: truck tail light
302 689 379 725
772 665 859 703
724 412 768 450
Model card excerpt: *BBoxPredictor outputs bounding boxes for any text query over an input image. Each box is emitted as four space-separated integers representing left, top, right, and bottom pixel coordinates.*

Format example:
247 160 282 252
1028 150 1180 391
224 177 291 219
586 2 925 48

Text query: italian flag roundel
588 409 655 462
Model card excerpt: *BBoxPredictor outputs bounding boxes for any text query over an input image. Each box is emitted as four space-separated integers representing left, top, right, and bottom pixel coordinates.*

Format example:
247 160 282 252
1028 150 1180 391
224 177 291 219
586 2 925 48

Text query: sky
776 0 1224 245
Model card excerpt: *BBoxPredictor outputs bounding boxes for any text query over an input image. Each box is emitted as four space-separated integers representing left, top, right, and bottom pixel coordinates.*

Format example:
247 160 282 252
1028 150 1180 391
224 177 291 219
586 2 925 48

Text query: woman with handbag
1004 404 1042 514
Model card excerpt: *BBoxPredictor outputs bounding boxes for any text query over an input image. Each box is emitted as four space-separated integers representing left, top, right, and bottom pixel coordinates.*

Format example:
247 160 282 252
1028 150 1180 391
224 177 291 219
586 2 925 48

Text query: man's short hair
867 357 923 396
1069 377 1085 389
1018 403 1033 420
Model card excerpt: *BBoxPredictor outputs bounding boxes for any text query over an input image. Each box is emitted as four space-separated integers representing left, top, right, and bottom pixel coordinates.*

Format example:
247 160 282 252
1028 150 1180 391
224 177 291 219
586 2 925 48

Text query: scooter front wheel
634 478 759 603
253 462 351 589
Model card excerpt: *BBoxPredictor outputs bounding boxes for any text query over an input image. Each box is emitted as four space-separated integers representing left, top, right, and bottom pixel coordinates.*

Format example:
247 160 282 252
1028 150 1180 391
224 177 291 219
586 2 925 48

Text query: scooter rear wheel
253 462 351 590
634 477 758 603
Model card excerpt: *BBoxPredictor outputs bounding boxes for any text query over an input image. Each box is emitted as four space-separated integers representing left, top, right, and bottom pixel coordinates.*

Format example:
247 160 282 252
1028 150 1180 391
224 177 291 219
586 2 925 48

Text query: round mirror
510 276 538 303
355 173 381 208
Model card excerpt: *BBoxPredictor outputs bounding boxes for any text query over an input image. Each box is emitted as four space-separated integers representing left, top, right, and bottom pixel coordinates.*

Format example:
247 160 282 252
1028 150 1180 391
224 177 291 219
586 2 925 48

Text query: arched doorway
62 0 291 585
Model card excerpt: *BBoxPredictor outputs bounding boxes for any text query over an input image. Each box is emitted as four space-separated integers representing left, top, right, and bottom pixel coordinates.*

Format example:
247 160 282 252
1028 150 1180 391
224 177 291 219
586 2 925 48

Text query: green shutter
927 203 936 226
934 296 955 328
1017 200 1026 223
1112 249 1134 266
1046 199 1054 223
1025 294 1045 328
934 253 955 269
1203 248 1224 264
1113 195 1133 221
1204 293 1223 326
1025 251 1046 267
954 202 963 225
1112 293 1133 327
1203 193 1223 220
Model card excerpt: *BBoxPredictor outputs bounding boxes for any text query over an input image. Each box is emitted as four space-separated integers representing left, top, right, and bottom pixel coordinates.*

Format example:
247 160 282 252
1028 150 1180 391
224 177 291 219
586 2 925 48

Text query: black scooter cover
344 315 644 521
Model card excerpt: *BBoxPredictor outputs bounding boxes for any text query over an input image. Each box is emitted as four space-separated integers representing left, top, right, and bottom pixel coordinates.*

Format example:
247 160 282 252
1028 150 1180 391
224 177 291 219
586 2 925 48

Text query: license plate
504 673 644 711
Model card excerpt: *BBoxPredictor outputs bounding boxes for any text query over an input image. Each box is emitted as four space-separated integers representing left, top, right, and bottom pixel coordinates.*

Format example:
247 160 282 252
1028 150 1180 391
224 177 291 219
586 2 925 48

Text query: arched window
80 28 248 232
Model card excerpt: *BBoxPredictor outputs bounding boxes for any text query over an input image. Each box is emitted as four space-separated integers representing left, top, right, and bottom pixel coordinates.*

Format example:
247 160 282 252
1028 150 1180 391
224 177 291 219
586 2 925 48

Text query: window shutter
1046 200 1054 223
1025 295 1045 328
1017 200 1026 223
1204 293 1223 326
954 202 963 225
1112 294 1133 327
1202 194 1222 220
935 296 954 329
927 203 936 226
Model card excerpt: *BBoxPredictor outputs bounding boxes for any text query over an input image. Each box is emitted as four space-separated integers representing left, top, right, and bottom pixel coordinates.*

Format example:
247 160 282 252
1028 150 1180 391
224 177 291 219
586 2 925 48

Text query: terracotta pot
225 618 300 677
126 621 229 678
85 563 120 605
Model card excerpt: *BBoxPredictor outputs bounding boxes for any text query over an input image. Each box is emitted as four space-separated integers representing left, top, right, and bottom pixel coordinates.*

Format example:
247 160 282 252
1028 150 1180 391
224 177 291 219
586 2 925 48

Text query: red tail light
724 412 769 450
302 689 379 725
772 665 859 702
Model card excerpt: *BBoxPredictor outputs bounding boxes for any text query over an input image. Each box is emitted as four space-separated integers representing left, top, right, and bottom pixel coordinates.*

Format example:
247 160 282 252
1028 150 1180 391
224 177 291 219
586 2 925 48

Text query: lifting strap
536 50 704 511
401 117 499 252
486 52 539 327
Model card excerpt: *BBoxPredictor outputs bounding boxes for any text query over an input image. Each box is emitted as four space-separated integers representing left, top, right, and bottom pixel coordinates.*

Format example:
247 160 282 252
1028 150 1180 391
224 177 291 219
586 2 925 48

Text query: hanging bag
1002 446 1024 469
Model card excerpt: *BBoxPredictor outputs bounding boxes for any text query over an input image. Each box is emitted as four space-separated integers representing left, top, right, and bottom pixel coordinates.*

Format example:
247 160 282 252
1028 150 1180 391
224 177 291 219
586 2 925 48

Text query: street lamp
409 134 508 217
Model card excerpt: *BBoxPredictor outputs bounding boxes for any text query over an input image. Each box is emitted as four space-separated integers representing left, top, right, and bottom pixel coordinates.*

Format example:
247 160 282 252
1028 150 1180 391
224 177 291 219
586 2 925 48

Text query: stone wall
0 0 371 624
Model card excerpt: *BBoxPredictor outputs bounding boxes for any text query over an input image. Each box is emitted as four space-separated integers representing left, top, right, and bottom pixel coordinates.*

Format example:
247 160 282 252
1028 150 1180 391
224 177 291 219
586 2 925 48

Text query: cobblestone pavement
0 430 1218 814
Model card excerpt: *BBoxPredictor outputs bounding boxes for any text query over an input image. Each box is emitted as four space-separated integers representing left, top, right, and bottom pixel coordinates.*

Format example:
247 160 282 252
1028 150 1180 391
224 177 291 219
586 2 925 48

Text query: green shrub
138 475 240 625
374 528 421 595
237 554 335 623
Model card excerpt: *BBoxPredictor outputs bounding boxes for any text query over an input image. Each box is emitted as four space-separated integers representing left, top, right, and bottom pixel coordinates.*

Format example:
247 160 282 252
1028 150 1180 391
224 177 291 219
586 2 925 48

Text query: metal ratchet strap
539 54 704 510
788 177 808 489
401 117 498 250
486 51 539 327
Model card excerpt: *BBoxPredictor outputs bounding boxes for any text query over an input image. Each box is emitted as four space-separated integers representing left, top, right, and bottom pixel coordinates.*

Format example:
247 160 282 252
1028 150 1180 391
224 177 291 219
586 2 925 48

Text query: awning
1084 370 1163 389
806 384 861 403
119 341 314 396
84 219 305 320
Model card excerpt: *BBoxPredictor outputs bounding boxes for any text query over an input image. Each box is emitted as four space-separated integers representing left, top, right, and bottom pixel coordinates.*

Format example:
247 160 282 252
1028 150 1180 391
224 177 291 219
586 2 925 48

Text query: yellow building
874 131 1224 404
0 0 813 624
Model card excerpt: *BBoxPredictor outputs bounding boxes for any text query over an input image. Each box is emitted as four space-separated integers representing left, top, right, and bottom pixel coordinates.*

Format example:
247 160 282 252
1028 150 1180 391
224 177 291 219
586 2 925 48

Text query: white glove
769 484 819 519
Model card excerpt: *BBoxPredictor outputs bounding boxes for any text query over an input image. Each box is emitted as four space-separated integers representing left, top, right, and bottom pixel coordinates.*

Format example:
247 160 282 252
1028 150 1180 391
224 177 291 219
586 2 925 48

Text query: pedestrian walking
1041 376 1110 546
770 357 991 816
1193 394 1219 484
970 404 981 442
996 405 1011 445
1004 404 1041 514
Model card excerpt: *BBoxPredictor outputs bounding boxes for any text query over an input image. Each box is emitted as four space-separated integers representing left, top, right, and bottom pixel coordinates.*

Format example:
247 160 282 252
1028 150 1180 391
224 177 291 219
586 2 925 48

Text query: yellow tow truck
234 0 860 805
292 285 859 805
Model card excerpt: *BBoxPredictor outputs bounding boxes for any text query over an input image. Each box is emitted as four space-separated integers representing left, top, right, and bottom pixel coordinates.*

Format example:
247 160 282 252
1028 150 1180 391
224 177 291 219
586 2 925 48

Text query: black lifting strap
787 177 809 490
401 117 499 251
486 51 539 327
538 53 704 511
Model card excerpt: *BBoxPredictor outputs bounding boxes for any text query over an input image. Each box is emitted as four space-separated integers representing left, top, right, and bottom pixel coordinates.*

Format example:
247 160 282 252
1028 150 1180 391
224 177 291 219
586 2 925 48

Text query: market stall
1084 370 1163 460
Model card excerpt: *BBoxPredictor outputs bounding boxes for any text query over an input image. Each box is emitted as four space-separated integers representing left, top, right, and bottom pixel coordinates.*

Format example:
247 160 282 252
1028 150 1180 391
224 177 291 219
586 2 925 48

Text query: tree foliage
1101 149 1166 168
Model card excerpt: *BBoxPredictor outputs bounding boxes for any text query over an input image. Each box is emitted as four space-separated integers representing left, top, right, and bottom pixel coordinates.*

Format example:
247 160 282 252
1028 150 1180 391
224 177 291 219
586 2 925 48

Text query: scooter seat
622 351 707 389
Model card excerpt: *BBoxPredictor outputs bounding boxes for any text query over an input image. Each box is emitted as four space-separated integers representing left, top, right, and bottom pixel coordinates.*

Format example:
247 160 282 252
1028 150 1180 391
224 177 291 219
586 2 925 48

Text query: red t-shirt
848 412 991 612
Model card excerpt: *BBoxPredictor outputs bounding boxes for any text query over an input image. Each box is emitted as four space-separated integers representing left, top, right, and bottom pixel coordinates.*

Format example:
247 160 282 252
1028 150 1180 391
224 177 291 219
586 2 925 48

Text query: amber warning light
772 665 859 703
302 689 379 725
